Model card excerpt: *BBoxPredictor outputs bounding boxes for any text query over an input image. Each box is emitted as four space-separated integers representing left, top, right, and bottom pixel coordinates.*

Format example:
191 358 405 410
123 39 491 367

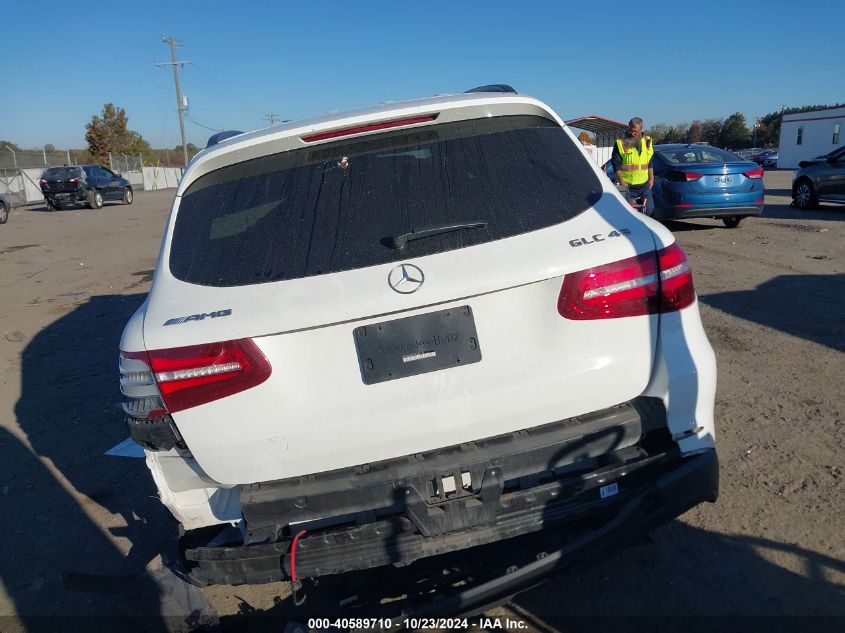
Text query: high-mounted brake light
558 242 695 320
743 167 764 179
301 114 438 143
122 339 271 414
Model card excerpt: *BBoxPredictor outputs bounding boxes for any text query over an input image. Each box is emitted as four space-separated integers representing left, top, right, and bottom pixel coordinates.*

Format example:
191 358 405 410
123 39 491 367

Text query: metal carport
566 115 628 167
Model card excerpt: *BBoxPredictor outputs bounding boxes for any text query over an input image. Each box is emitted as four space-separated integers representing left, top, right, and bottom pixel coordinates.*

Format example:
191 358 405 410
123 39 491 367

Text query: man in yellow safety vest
611 117 655 215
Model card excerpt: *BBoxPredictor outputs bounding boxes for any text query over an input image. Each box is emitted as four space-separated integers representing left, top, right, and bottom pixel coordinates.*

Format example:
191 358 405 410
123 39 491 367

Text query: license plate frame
353 305 482 385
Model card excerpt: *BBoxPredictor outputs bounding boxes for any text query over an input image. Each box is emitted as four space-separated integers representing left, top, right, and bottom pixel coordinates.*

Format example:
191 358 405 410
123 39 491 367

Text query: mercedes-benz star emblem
388 263 425 294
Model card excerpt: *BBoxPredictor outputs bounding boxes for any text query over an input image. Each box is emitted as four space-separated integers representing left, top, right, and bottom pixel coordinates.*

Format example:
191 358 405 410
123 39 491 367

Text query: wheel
0 201 8 224
122 187 134 205
89 190 104 209
793 179 818 209
722 216 744 228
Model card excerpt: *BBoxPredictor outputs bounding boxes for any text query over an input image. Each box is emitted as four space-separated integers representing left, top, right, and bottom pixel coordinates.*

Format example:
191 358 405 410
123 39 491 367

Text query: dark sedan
40 164 133 210
751 149 778 168
792 145 845 209
0 192 11 224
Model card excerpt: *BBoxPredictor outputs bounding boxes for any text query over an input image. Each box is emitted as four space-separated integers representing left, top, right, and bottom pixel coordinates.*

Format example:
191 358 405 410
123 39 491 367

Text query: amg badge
163 309 232 326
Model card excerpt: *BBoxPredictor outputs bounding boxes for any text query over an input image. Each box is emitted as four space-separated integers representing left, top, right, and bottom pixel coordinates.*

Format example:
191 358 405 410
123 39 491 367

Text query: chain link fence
0 146 188 170
0 145 185 206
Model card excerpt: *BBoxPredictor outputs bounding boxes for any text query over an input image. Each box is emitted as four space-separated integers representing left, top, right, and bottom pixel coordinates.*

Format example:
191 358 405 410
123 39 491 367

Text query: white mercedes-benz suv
119 86 718 592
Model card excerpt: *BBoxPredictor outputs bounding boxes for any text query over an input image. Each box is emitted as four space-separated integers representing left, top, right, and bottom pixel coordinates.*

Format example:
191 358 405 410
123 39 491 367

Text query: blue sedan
607 144 765 228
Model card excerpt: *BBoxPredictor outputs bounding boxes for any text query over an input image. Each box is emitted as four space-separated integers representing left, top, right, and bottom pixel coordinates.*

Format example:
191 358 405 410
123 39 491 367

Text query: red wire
290 529 308 584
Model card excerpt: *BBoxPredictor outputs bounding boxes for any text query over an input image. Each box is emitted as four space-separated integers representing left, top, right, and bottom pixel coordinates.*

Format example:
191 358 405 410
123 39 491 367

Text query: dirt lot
1 171 843 630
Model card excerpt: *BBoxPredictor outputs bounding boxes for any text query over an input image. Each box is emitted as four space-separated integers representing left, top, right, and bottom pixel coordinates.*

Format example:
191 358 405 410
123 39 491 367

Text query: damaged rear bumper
180 401 718 587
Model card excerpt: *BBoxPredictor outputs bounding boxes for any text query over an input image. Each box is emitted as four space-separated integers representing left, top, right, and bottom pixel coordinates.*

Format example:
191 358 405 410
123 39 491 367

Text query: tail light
684 172 703 182
743 167 764 179
69 178 79 183
558 242 695 320
39 178 47 185
120 338 271 417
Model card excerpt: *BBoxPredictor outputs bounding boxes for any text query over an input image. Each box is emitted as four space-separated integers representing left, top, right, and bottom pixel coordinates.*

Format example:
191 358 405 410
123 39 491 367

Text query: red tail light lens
124 339 271 413
40 178 47 185
684 172 703 182
743 167 764 179
558 243 695 320
558 252 659 320
657 242 695 312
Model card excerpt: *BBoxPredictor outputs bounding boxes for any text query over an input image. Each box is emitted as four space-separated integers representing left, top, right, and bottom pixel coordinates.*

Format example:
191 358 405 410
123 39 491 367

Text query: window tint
658 147 744 165
171 115 602 287
43 167 82 179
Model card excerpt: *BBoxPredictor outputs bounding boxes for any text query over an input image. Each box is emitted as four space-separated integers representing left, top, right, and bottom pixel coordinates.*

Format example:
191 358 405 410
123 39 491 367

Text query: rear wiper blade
383 221 487 250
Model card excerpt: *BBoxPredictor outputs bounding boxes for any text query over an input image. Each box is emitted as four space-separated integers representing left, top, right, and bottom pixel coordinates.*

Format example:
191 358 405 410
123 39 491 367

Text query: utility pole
264 114 280 126
157 37 192 167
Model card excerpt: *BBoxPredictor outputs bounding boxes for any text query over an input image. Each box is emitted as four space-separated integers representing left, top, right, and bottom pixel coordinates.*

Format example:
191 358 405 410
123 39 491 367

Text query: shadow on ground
6 292 217 630
762 201 845 222
700 274 845 352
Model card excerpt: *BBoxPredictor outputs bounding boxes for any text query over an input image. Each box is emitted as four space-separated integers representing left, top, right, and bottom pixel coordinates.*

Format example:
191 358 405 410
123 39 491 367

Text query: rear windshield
171 115 602 287
42 167 82 179
658 147 743 165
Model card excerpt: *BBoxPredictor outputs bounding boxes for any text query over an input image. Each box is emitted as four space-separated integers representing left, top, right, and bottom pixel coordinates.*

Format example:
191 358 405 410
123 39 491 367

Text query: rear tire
722 216 743 228
793 179 818 209
89 190 104 209
122 187 134 205
0 201 8 224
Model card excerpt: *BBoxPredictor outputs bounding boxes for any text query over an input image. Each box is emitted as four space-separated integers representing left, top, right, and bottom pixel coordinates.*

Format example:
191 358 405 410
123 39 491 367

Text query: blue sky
2 0 842 150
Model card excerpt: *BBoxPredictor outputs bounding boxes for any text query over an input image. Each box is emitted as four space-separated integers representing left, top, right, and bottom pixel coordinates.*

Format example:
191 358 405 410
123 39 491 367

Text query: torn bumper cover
180 401 719 586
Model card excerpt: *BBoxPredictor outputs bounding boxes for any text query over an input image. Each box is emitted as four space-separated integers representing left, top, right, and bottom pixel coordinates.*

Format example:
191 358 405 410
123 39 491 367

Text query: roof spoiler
206 130 244 148
464 84 517 94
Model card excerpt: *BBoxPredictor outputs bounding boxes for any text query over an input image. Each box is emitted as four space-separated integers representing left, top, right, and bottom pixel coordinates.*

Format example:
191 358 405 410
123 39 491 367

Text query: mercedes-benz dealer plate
353 305 482 385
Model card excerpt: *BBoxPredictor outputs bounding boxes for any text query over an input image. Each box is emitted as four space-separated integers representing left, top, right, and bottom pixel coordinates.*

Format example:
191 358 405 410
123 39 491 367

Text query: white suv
119 87 718 590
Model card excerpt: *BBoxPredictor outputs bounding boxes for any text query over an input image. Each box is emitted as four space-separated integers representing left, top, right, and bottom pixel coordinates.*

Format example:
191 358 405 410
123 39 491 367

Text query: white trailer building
778 107 845 169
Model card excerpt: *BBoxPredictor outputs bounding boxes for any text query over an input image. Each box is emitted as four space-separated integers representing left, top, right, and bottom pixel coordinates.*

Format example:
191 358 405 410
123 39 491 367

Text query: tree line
5 101 843 169
1 103 200 168
646 103 844 149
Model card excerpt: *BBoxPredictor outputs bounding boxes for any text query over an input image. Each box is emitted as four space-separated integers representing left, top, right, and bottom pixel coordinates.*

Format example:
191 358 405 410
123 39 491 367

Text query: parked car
0 192 11 224
792 145 845 209
751 149 778 168
39 165 133 210
119 87 718 595
607 144 764 228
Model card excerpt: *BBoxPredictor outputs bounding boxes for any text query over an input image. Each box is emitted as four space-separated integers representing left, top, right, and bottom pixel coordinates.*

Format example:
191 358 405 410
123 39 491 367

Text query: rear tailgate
41 167 83 193
144 203 656 485
142 112 659 485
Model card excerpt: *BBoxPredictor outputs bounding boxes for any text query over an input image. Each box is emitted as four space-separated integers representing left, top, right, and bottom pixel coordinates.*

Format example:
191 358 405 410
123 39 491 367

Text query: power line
184 113 224 133
182 65 252 112
156 36 193 166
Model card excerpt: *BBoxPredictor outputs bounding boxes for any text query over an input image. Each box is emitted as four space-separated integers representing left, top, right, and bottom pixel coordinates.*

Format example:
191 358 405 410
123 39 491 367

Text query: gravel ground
0 171 843 630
